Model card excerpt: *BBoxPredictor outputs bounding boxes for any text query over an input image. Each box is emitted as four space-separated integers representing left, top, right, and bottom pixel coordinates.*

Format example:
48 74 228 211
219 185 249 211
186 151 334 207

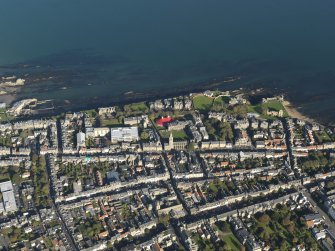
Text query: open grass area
214 221 242 251
159 129 188 140
0 108 13 122
124 102 149 114
99 118 122 127
248 100 288 119
83 109 97 118
222 233 241 251
314 131 332 143
192 95 213 111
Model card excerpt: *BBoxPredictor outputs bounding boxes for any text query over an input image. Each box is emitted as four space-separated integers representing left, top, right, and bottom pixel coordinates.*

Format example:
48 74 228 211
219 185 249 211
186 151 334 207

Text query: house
184 99 192 110
312 228 326 240
98 106 116 115
199 127 209 140
255 141 265 149
304 214 323 228
173 99 184 110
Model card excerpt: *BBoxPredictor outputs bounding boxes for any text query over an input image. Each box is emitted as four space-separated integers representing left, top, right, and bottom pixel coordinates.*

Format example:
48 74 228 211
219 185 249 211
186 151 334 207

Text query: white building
111 127 139 143
76 132 86 148
0 181 17 213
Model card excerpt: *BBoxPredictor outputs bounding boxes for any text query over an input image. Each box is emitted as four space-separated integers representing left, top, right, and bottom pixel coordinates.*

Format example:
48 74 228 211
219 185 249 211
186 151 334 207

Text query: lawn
247 101 288 119
0 108 13 122
222 233 241 251
99 118 122 127
314 131 332 143
247 104 262 114
159 129 188 140
124 102 149 114
192 95 213 111
265 101 288 115
83 109 97 118
215 221 242 251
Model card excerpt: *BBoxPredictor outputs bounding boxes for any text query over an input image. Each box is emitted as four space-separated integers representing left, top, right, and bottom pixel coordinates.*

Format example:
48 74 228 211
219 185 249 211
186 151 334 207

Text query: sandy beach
283 100 316 124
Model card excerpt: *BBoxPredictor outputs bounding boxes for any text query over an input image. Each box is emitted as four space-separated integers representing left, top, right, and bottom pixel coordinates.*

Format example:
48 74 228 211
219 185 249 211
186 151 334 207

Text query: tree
281 216 291 227
159 213 170 226
221 222 231 233
187 142 195 151
232 105 247 118
140 131 149 140
258 213 270 224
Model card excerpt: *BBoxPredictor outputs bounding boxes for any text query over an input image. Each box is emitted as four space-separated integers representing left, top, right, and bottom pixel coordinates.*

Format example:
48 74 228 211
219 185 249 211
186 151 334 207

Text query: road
302 190 335 234
162 152 191 215
46 155 79 251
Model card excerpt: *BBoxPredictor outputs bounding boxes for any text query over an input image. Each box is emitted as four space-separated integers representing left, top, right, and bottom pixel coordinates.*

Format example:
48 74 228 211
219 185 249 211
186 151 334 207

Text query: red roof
156 116 173 126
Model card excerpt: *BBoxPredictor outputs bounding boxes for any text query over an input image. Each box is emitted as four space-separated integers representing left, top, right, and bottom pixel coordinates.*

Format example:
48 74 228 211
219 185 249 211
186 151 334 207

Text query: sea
0 0 335 124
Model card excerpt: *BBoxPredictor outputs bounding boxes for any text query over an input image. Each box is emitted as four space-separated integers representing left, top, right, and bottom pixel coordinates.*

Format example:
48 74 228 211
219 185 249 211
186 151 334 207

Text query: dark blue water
0 0 335 123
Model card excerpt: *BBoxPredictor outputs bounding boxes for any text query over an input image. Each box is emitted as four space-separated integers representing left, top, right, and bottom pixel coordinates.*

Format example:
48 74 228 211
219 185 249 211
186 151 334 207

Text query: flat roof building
0 180 17 213
76 131 86 149
111 127 139 143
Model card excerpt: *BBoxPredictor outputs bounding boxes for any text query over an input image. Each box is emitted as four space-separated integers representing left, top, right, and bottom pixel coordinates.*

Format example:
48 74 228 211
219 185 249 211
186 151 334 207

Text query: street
303 190 335 233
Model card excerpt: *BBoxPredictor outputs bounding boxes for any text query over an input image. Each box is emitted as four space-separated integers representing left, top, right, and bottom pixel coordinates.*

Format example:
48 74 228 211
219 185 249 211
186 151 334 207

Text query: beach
283 100 316 124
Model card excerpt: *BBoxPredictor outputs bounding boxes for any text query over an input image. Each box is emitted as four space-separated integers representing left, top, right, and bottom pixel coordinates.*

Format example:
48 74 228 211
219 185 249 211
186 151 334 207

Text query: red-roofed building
156 116 174 127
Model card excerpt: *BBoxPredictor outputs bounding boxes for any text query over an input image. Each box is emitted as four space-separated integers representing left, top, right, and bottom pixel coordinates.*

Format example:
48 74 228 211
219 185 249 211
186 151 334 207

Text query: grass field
159 129 188 140
314 131 332 143
0 108 12 122
192 95 213 111
248 101 288 119
222 233 241 251
83 109 97 118
124 102 149 113
100 118 122 127
214 221 242 251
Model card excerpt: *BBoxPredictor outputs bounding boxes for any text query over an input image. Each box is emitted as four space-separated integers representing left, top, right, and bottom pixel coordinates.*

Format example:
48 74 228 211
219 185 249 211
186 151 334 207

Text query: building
93 127 110 137
98 106 116 115
0 181 17 213
199 127 209 140
267 109 284 117
167 121 189 131
124 116 147 126
304 214 323 228
76 132 86 149
165 133 187 151
111 127 139 143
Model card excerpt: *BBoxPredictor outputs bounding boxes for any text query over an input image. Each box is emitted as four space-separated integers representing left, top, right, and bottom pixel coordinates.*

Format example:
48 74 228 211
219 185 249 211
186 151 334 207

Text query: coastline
283 100 316 124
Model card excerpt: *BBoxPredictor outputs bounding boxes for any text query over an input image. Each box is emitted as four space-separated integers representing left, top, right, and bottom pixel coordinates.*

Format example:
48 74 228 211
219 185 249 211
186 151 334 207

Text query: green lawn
100 118 122 127
222 233 241 251
192 95 213 111
247 104 262 114
0 108 12 122
83 109 97 118
215 221 242 251
314 131 332 143
247 101 288 119
159 129 188 140
124 102 149 113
